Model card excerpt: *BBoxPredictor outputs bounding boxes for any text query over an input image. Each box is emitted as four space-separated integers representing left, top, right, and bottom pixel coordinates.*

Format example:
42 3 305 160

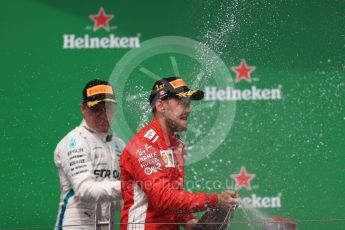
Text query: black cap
82 79 116 107
149 76 204 105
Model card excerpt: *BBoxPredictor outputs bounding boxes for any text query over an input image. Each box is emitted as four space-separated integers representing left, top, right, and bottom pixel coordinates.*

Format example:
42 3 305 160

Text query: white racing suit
54 120 125 229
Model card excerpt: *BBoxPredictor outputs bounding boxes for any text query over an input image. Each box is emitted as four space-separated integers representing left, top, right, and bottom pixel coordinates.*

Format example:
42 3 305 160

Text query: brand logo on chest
160 149 175 168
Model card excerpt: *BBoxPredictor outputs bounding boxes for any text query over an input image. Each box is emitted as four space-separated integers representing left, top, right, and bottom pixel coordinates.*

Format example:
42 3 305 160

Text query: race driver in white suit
54 79 125 229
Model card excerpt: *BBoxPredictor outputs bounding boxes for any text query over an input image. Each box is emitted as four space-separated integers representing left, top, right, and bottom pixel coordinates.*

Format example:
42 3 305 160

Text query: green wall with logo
1 0 344 229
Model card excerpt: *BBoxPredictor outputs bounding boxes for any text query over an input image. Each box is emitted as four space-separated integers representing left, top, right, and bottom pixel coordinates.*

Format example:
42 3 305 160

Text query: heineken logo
204 86 282 101
63 34 140 49
231 166 283 209
240 193 282 208
62 6 141 49
204 59 283 101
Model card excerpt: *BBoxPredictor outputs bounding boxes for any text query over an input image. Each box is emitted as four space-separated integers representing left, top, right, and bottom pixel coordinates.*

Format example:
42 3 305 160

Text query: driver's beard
164 110 187 132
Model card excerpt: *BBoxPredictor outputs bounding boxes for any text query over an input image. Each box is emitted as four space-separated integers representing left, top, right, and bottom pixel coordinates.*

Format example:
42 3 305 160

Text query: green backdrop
1 0 344 229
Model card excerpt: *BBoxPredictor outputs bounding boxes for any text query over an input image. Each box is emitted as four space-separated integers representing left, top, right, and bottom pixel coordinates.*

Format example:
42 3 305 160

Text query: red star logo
89 7 114 31
231 166 255 190
231 59 255 83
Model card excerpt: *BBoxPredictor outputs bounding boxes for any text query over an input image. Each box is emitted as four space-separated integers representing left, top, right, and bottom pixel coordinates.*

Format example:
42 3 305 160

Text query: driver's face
162 97 191 132
81 102 115 133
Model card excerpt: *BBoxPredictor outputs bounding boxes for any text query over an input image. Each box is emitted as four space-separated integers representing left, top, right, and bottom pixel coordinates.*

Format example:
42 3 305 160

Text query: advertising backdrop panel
0 0 344 229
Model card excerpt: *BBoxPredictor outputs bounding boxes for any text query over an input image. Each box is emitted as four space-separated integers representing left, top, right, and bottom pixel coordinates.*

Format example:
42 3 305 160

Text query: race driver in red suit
120 77 238 230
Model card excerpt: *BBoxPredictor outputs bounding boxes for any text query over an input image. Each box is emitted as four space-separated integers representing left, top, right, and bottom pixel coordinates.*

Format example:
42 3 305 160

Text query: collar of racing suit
80 119 113 142
150 116 180 148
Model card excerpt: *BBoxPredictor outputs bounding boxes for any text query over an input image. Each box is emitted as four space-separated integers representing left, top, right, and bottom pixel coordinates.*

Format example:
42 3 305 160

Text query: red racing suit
120 117 218 230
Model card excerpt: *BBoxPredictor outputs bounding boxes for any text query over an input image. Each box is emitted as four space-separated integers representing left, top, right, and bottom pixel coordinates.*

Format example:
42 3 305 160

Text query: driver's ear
155 100 166 113
81 103 88 115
